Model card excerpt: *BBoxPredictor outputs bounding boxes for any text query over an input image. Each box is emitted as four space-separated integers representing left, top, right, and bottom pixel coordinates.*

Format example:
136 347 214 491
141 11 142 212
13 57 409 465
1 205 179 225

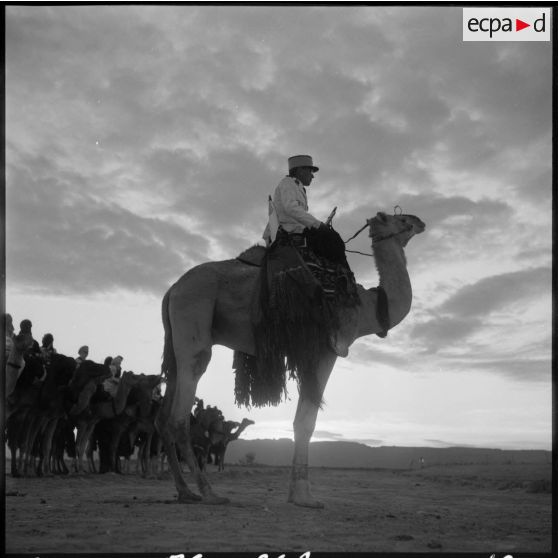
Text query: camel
102 373 162 474
188 405 222 471
84 373 161 474
31 353 76 476
73 371 142 473
68 360 112 416
156 211 425 507
208 417 255 471
7 354 112 476
128 387 165 477
6 355 47 477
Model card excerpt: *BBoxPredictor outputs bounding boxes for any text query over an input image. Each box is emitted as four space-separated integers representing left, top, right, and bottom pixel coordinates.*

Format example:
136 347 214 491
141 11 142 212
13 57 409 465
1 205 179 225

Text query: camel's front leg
288 350 337 508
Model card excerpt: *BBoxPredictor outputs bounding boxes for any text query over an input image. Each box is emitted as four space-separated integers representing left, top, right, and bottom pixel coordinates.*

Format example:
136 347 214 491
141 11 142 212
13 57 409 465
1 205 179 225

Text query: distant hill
225 439 550 469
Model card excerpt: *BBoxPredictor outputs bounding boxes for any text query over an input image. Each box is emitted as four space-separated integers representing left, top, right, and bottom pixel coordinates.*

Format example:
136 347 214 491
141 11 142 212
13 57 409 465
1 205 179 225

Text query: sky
4 5 552 451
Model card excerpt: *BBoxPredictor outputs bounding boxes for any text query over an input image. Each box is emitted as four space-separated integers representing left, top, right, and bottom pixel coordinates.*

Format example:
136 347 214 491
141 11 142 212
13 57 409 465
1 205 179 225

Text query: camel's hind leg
164 354 229 503
288 350 337 508
158 293 228 504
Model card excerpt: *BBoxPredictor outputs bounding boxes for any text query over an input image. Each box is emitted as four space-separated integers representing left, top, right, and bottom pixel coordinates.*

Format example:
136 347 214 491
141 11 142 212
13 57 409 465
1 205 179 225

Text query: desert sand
5 461 551 555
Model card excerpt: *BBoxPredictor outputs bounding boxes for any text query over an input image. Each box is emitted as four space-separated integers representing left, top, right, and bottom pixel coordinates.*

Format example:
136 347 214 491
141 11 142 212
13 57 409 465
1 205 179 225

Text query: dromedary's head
368 212 426 247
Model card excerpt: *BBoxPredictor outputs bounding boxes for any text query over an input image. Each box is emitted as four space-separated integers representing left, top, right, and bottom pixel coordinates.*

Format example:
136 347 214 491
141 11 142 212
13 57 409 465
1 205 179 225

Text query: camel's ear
376 211 388 222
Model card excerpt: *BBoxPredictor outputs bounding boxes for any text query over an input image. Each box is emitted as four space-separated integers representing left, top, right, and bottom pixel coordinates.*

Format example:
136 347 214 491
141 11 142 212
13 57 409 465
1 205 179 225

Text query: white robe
262 176 321 244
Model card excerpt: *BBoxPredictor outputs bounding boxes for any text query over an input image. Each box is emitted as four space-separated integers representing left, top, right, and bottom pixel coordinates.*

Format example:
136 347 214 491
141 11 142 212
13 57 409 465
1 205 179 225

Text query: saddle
233 227 360 409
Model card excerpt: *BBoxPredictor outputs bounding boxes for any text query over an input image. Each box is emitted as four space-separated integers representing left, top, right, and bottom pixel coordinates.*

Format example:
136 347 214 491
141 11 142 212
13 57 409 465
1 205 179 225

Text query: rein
344 222 373 257
344 222 370 244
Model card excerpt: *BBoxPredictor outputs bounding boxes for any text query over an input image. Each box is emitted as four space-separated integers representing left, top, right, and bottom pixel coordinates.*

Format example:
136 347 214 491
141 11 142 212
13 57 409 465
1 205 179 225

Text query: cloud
6 6 551 320
411 316 484 349
4 6 552 452
459 357 550 383
409 266 550 354
436 266 550 318
6 151 209 295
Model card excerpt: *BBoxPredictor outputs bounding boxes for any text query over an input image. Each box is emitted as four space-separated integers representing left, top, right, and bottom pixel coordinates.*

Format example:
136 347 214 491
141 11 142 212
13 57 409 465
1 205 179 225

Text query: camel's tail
161 289 177 383
156 289 178 456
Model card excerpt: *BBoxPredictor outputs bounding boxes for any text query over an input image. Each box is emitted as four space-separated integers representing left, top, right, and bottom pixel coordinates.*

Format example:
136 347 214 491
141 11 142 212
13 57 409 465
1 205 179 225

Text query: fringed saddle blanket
233 226 360 409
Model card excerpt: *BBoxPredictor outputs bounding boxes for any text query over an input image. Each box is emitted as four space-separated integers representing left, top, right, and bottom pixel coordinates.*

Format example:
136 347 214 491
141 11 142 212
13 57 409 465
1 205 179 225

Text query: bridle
344 206 412 257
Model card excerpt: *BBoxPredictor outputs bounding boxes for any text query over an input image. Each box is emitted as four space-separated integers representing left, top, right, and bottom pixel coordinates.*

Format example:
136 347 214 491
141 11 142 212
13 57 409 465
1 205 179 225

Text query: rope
344 222 373 257
344 222 370 244
346 249 374 257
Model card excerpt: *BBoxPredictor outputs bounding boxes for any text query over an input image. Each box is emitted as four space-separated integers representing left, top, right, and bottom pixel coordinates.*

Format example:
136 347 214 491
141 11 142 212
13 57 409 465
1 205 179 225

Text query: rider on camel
262 154 328 247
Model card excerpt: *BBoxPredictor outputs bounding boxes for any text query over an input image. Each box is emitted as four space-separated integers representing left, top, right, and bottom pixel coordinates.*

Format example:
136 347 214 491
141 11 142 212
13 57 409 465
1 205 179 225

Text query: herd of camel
5 324 254 478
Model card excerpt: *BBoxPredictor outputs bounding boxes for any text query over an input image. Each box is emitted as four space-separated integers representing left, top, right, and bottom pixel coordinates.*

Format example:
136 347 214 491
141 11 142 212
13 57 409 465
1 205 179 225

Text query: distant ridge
225 439 550 469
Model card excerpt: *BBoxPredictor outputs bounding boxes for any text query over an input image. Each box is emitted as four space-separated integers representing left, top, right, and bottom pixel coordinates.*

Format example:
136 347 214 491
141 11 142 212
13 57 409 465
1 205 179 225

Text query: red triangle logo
516 19 530 31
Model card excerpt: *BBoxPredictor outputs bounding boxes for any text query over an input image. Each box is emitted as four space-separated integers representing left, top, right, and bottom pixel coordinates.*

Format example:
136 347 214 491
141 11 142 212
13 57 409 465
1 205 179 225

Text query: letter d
534 13 546 32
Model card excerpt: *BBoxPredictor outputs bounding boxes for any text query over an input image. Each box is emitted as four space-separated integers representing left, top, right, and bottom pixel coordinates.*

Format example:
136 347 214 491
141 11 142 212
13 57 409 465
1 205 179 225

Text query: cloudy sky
5 5 552 451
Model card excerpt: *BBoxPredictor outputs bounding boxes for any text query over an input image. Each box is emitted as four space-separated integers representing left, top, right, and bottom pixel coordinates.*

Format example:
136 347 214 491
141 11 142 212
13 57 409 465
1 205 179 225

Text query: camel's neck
230 420 252 441
358 237 412 337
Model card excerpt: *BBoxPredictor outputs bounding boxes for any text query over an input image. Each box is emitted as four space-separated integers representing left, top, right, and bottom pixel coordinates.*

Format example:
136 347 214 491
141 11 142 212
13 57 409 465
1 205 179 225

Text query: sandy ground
5 462 551 554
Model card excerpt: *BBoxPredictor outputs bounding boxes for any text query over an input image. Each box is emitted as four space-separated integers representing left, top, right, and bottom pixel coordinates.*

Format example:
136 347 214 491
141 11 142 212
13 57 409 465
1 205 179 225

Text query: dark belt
287 233 307 247
276 228 307 248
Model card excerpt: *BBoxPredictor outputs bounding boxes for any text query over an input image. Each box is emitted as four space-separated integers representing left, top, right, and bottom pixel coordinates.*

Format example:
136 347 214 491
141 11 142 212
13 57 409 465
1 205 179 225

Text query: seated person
75 345 89 367
40 333 57 365
262 154 324 247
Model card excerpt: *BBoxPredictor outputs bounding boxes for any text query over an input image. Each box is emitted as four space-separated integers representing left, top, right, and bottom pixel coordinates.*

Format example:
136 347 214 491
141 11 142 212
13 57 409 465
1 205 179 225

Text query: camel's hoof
288 480 324 509
177 491 203 504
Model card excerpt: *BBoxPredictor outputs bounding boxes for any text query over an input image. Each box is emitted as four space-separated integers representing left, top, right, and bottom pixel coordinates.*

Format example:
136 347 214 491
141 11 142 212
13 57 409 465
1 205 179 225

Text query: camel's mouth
399 215 426 235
